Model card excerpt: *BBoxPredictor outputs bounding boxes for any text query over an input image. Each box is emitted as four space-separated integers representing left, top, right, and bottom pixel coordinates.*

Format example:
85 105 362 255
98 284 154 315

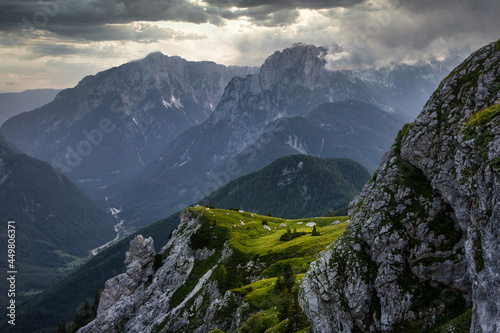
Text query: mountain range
0 43 457 229
0 89 60 126
0 55 256 201
119 44 407 227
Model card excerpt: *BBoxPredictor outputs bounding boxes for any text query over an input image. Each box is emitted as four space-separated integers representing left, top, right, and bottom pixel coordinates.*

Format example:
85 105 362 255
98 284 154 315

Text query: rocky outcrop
78 210 239 333
300 40 500 332
95 235 155 320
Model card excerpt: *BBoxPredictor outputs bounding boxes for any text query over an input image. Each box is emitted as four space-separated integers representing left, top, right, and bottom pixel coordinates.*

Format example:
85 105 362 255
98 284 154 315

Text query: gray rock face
207 43 384 155
90 235 155 330
78 211 239 333
300 41 500 332
79 213 196 333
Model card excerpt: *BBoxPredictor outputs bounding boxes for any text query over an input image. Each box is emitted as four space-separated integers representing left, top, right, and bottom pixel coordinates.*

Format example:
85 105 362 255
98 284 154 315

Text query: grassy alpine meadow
178 206 349 332
188 205 348 259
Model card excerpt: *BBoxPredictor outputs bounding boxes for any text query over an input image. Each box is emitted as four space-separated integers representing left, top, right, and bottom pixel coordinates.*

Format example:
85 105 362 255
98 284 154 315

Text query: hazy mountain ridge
0 54 257 200
0 89 60 126
355 55 463 118
0 136 116 304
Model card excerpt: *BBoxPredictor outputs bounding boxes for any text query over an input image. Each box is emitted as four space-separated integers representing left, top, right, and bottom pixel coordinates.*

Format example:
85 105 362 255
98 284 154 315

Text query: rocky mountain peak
143 51 166 61
205 43 380 149
259 43 329 91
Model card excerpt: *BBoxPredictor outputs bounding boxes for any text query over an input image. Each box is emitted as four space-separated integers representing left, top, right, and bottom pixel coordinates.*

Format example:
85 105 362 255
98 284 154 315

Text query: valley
91 218 126 256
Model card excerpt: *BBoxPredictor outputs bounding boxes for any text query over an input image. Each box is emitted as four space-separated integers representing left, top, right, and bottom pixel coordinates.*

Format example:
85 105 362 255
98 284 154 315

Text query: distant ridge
0 136 115 305
199 154 370 219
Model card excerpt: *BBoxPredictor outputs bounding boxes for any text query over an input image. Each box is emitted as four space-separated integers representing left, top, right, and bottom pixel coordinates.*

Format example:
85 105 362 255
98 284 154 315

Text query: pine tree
283 263 295 290
287 286 308 332
275 275 284 292
312 225 321 236
275 263 309 331
216 264 228 290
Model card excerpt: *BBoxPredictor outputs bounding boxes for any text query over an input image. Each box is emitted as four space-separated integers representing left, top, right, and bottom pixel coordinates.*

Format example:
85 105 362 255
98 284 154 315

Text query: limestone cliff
300 40 500 332
78 212 214 333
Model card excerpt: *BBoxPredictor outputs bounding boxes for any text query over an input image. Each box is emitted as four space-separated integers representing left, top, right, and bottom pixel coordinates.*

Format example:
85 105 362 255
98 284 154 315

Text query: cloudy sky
0 0 499 92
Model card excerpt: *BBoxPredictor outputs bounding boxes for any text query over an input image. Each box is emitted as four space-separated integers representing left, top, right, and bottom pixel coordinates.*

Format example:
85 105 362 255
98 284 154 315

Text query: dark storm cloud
373 0 500 52
0 0 211 42
205 0 366 26
316 0 500 70
0 0 368 42
0 0 210 28
204 0 365 10
39 23 205 43
22 41 128 59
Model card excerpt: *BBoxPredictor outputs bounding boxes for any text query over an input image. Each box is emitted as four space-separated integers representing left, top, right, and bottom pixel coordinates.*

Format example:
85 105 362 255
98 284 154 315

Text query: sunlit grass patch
184 206 349 332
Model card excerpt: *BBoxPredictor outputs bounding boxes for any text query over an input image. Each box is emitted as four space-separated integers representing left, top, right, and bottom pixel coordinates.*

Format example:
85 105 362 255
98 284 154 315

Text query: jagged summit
258 43 329 91
143 51 165 59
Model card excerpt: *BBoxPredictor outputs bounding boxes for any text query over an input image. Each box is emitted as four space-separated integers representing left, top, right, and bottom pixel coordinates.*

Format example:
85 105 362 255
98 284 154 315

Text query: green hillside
150 206 350 332
199 155 370 219
0 137 116 308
